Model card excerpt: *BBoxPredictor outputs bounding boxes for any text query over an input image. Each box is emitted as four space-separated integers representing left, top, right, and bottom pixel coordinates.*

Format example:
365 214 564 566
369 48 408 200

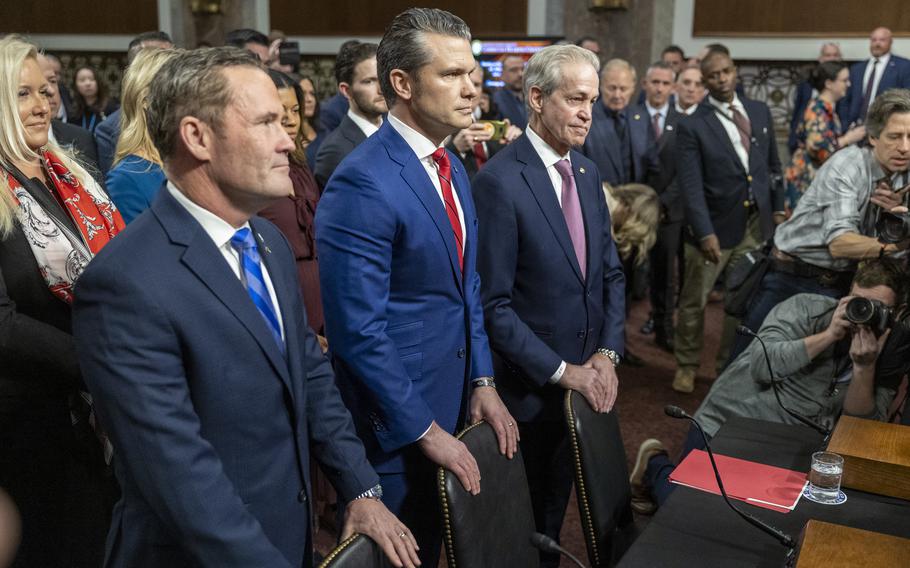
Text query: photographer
734 89 910 357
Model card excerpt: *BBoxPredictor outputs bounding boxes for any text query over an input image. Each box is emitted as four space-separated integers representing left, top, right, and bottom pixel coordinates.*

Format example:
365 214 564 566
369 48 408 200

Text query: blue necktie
230 228 284 352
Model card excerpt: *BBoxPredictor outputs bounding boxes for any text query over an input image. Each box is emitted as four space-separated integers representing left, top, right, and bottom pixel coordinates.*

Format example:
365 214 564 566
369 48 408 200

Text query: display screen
471 38 560 88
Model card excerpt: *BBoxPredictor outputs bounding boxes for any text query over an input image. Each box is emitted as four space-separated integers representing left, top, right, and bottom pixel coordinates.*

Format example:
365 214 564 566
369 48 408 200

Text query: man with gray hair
472 44 628 567
73 47 419 568
317 8 517 566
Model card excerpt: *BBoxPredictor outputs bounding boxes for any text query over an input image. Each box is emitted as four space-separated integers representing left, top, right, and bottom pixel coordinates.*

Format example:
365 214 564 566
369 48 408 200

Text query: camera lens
845 298 875 324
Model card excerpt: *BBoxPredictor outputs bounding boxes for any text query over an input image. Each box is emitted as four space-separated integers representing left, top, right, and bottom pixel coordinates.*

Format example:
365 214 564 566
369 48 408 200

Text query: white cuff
548 360 567 384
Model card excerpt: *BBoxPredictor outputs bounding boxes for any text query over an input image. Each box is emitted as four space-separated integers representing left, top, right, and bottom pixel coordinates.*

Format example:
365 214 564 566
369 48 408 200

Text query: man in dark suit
314 42 386 188
582 58 657 187
492 54 528 129
472 45 627 568
788 42 842 154
673 50 785 393
318 40 362 133
446 65 506 180
316 9 517 567
72 48 419 568
841 27 910 127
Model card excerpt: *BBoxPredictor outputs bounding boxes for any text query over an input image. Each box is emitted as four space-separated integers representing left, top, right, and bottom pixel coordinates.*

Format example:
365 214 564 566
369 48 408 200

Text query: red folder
669 449 808 513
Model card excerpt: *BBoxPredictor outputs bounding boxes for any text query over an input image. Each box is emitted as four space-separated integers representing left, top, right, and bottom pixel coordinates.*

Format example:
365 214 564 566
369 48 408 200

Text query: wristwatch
354 483 383 501
472 377 497 389
596 348 621 367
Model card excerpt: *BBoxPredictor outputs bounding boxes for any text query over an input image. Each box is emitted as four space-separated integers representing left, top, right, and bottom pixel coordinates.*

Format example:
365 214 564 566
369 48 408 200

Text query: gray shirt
775 145 908 271
694 294 895 437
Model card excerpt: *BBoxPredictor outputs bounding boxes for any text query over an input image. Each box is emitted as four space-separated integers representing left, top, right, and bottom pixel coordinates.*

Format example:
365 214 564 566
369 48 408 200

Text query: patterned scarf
4 149 124 303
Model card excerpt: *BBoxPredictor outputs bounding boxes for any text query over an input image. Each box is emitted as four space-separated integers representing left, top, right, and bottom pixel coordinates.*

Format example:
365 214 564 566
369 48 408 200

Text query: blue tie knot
230 227 261 263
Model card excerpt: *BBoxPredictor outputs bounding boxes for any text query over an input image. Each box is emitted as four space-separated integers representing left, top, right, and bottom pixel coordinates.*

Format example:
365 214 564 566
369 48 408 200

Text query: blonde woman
105 47 178 223
603 182 660 265
0 35 124 566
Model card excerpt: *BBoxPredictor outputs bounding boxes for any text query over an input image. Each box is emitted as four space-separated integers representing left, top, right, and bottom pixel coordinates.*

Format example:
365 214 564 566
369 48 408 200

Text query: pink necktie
554 159 586 279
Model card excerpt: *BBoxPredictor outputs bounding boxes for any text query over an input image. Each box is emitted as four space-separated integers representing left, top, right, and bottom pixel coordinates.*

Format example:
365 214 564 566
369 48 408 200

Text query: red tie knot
431 147 449 165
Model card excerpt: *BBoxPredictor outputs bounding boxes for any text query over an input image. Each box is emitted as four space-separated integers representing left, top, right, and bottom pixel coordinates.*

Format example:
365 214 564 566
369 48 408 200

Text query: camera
875 211 910 244
845 297 894 336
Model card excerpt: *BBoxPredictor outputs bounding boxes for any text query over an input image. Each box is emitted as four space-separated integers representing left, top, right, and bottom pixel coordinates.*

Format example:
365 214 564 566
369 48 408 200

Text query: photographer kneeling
630 258 907 514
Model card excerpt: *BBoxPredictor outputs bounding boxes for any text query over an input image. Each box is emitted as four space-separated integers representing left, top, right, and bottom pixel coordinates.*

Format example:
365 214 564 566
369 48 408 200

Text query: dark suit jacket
646 107 686 223
492 88 528 129
319 93 350 134
677 99 784 249
840 54 910 126
581 102 658 187
788 81 814 154
52 120 100 176
472 134 625 422
93 108 121 175
445 138 504 181
73 189 377 567
314 114 367 188
316 121 494 474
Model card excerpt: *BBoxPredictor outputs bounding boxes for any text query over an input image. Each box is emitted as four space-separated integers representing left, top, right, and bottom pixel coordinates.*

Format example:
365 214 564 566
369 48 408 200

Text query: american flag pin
265 246 272 254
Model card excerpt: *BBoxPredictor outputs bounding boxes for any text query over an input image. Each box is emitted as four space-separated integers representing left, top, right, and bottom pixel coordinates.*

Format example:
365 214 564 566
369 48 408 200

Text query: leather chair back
439 421 540 568
318 534 393 568
565 390 634 567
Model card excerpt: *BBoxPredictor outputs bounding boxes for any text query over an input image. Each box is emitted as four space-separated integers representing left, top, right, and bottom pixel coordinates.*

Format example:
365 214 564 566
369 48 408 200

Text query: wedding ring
398 531 407 539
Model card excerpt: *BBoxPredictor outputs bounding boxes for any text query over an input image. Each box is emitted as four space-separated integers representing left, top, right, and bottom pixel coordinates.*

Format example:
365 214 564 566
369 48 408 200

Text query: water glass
807 451 844 504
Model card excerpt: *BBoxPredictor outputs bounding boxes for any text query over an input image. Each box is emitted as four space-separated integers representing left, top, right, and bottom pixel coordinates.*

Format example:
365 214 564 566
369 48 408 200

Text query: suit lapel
704 109 747 175
342 115 367 146
573 156 597 289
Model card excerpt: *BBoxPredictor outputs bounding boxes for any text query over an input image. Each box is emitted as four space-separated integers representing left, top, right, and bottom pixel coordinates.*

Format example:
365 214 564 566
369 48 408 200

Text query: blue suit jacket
677 99 784 249
316 121 494 473
472 134 625 421
73 189 377 567
581 102 658 186
93 108 121 175
319 92 350 134
840 55 910 126
492 88 528 129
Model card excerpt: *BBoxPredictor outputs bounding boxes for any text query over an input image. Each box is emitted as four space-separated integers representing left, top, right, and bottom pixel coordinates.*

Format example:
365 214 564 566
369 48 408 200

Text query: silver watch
354 483 383 501
596 348 621 367
472 377 496 389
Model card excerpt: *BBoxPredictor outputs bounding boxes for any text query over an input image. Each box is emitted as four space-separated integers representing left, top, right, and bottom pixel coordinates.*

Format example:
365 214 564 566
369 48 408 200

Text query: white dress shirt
645 102 670 134
347 107 382 138
708 94 750 172
167 182 285 340
387 113 466 249
674 101 698 116
861 52 891 112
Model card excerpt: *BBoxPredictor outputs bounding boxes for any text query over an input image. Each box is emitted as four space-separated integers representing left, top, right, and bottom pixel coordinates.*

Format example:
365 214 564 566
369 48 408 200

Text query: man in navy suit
673 50 785 393
492 54 528 129
473 45 628 567
788 42 842 154
582 58 657 187
316 9 517 566
72 48 419 568
841 27 910 127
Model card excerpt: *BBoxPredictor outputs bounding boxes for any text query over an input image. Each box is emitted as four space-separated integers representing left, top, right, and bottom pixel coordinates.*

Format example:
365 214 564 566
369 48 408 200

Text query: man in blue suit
841 27 910 127
492 54 528 129
72 48 418 568
316 8 517 567
472 45 628 567
673 50 785 393
582 58 658 187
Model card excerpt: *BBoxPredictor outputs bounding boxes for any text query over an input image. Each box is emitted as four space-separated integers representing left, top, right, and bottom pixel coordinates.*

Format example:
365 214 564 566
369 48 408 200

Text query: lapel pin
667 125 674 131
579 167 586 174
762 127 767 134
265 246 272 254
633 114 641 120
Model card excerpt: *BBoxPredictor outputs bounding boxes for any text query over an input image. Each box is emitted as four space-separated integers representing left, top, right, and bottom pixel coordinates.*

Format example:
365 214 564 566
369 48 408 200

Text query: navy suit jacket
581 102 657 186
472 134 625 422
677 99 784 249
840 54 910 126
314 114 367 188
319 93 350 134
646 107 686 223
73 189 376 567
492 88 528 129
316 121 494 473
93 108 121 175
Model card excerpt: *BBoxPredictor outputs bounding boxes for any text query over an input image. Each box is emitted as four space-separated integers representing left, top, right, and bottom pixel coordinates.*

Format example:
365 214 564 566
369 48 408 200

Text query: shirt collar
708 93 743 113
645 102 669 117
675 101 698 115
526 124 571 169
347 107 382 138
388 113 442 161
167 181 250 249
871 52 891 66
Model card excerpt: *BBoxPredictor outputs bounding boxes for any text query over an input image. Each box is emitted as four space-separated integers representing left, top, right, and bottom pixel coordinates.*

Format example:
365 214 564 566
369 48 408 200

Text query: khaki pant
674 213 762 373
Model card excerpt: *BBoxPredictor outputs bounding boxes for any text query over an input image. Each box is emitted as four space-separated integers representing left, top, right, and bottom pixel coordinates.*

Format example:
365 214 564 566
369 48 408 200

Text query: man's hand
501 119 522 144
870 179 906 212
699 234 721 264
469 385 519 458
585 353 619 412
825 296 854 342
342 498 421 568
417 422 480 495
451 123 493 154
850 326 890 369
559 363 606 412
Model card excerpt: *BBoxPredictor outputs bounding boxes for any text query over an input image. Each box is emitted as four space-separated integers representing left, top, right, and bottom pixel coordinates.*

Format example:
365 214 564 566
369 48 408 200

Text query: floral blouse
784 97 841 206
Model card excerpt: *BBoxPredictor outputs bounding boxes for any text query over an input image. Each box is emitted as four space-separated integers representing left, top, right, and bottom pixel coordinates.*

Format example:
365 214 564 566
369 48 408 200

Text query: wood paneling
693 0 910 37
1 0 158 35
270 1 527 37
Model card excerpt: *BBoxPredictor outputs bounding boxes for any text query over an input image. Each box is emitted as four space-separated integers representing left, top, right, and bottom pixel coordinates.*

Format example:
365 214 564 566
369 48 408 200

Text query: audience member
673 49 784 393
493 54 529 128
72 46 419 568
94 30 173 174
41 52 71 120
0 35 124 567
575 35 601 56
604 184 660 265
472 44 627 567
841 27 910 127
314 42 386 187
735 89 910 356
788 41 843 154
316 9 517 566
67 65 119 133
661 45 686 74
105 48 177 223
296 74 325 164
318 39 362 133
674 65 705 115
631 258 907 513
785 61 866 208
224 28 271 62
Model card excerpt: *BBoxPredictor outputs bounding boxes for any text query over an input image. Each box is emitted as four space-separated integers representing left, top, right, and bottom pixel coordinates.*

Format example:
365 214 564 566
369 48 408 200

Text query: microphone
735 325 831 438
664 405 795 550
530 532 587 568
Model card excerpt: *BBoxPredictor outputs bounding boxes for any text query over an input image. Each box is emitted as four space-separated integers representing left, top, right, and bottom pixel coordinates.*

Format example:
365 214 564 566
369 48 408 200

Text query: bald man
841 27 910 126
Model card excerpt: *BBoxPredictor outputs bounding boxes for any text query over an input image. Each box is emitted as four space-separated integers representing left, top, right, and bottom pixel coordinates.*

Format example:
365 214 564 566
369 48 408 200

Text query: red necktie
431 148 464 271
730 105 752 154
472 142 488 170
652 112 662 140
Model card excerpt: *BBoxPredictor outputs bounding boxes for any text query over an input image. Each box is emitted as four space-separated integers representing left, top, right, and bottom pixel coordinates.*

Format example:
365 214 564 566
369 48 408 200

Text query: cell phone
478 120 507 142
279 41 301 67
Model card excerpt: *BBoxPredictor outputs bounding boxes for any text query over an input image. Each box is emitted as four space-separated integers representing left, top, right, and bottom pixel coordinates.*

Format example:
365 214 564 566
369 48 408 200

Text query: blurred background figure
294 73 325 164
604 183 660 282
788 41 843 154
67 65 118 133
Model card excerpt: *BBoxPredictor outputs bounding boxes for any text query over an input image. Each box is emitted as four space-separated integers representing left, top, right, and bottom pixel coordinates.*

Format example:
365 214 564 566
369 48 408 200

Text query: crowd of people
1 8 909 568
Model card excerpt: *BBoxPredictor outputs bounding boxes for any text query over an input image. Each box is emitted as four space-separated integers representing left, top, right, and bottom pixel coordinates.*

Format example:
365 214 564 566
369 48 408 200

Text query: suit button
457 348 466 358
577 330 586 339
298 489 307 503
